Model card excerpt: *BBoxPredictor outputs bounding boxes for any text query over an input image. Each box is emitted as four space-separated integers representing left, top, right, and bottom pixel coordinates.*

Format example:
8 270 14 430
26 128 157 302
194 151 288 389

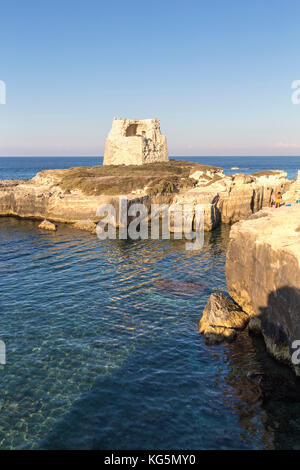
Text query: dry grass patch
57 160 222 196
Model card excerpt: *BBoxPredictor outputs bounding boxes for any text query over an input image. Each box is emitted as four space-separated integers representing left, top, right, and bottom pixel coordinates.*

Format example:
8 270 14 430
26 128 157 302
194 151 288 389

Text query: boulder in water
38 219 57 231
199 292 248 344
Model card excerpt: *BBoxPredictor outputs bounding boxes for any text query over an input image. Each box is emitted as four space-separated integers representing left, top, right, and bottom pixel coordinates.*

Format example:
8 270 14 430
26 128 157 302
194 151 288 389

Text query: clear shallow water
1 157 300 449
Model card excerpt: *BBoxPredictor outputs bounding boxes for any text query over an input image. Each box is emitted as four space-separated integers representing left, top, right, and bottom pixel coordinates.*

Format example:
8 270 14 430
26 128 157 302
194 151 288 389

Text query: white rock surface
103 118 168 166
283 170 300 203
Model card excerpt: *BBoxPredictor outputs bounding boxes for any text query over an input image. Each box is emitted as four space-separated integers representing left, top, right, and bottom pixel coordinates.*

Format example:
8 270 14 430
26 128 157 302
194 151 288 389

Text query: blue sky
0 0 300 156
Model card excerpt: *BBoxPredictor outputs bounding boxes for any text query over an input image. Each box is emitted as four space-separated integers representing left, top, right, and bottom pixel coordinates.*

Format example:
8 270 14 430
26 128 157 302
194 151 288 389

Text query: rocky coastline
1 160 299 374
226 205 300 375
0 161 290 232
200 171 300 375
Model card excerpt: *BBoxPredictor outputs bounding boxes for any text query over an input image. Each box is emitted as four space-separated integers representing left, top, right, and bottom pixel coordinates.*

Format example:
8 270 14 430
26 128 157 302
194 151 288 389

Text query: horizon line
1 155 300 159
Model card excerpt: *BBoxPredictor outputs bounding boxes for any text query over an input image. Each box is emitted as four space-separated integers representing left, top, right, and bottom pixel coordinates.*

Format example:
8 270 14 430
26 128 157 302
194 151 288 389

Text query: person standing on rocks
275 192 282 208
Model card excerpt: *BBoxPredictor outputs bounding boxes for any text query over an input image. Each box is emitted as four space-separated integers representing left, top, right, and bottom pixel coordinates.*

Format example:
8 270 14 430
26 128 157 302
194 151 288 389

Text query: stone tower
103 118 168 166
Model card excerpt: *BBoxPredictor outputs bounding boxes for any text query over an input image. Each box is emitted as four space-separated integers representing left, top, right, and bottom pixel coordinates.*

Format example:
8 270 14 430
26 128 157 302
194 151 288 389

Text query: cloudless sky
0 0 300 156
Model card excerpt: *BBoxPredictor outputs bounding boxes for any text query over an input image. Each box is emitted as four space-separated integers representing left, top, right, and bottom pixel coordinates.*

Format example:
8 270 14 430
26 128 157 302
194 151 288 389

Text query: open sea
1 156 300 450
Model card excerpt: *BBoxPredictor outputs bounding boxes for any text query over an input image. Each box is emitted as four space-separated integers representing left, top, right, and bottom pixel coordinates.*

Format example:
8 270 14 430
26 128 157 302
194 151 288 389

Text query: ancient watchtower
103 118 168 165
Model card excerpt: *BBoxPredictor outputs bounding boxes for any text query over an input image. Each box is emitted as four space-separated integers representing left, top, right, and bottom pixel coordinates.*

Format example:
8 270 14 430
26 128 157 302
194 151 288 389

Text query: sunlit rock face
226 206 300 375
0 164 292 235
38 219 57 231
199 292 248 344
282 170 300 204
174 169 290 231
103 118 168 166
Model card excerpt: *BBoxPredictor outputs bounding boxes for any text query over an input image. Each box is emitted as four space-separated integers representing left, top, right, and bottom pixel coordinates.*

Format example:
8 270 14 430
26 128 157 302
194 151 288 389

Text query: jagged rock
103 118 168 165
232 173 254 185
252 169 288 184
189 168 224 184
226 205 300 374
0 175 151 227
174 169 290 230
217 184 259 224
199 292 248 344
216 170 290 224
72 219 97 234
172 190 221 232
282 169 300 204
0 164 292 233
38 219 57 231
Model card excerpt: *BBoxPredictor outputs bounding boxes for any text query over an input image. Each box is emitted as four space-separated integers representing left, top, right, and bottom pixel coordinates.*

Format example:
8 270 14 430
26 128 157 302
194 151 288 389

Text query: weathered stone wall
103 118 168 165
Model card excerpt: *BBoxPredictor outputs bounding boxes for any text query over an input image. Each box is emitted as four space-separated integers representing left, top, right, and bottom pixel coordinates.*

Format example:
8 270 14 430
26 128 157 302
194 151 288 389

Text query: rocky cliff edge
226 205 300 374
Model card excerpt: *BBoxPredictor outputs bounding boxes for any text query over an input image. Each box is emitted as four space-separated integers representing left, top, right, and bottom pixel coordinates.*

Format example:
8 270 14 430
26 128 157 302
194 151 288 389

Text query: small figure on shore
275 192 282 208
269 193 276 208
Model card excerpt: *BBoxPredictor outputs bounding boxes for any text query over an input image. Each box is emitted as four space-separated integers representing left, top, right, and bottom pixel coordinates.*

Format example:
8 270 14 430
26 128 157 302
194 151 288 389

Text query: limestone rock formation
0 172 151 227
0 165 292 234
226 206 300 374
282 169 300 204
173 169 290 231
103 118 168 166
199 292 248 344
38 219 57 231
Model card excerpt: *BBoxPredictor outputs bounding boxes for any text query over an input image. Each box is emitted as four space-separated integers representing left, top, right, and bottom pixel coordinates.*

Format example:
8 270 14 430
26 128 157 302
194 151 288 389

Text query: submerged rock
199 292 248 344
154 279 205 296
38 219 57 231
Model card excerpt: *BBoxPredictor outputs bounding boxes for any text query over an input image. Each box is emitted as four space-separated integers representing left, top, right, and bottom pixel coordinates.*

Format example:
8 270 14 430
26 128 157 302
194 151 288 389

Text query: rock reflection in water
219 328 300 449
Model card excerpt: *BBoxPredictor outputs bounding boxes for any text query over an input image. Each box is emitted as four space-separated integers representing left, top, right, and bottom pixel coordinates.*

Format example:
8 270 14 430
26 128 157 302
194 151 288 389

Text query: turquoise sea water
1 156 300 450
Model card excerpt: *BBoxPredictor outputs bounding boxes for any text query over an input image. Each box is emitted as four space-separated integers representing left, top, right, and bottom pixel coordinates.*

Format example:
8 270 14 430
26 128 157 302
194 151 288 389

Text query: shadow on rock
248 286 300 376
